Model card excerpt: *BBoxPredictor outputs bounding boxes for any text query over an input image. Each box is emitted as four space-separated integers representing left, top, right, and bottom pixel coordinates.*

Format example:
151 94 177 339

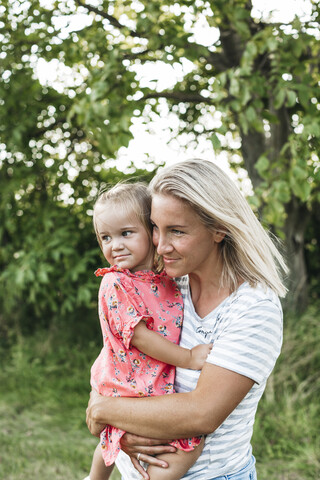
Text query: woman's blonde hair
149 159 288 297
93 182 159 269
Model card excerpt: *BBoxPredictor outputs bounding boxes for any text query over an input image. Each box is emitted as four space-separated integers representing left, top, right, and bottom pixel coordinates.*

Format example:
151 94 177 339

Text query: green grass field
0 328 121 480
0 305 319 479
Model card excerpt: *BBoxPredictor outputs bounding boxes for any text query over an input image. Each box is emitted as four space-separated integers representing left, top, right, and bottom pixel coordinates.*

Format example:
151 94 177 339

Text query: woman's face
151 193 224 278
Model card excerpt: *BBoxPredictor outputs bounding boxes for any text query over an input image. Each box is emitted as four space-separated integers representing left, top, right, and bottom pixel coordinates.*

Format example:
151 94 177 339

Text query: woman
86 159 287 480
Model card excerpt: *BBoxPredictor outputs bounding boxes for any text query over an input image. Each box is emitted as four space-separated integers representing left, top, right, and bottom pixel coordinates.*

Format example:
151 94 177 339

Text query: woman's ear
213 230 226 244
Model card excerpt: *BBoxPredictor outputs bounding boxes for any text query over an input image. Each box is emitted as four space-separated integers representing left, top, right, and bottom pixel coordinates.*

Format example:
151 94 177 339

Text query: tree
1 0 320 311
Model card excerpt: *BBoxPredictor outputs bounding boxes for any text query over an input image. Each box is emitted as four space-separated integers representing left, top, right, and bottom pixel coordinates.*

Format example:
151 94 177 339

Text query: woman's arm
131 320 212 370
86 362 254 439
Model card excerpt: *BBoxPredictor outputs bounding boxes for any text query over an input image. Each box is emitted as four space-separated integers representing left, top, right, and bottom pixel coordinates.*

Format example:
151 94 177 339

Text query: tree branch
75 0 141 38
75 0 213 62
142 91 214 104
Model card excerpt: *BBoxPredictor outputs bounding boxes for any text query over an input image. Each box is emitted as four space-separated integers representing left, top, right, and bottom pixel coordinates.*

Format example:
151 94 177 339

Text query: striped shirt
116 278 283 479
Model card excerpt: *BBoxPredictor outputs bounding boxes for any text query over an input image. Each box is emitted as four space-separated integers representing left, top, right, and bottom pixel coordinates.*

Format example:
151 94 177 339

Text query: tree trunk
218 21 310 311
283 197 310 311
240 129 266 190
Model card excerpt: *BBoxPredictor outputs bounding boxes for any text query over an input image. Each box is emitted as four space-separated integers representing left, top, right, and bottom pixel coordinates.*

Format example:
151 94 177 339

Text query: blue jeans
208 456 257 480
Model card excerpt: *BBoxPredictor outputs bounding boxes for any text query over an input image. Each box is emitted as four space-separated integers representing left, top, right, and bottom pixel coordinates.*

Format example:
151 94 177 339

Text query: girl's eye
102 235 111 242
122 231 132 237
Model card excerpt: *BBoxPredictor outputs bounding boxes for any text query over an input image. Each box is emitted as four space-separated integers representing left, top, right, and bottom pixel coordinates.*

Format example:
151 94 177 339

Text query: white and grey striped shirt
116 278 283 479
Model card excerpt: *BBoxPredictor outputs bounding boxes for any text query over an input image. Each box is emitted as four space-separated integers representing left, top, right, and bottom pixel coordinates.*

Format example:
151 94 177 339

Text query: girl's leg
147 437 204 480
89 443 115 480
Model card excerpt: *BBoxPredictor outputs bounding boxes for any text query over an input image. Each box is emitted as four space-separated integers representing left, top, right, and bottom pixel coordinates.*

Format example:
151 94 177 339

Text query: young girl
86 182 212 480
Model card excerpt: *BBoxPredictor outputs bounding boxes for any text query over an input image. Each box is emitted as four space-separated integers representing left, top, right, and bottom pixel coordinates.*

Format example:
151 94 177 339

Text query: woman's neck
188 262 231 319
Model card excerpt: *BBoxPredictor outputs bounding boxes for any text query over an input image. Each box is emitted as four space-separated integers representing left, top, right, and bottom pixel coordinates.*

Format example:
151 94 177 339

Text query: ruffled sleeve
95 266 115 277
95 265 166 282
97 269 154 350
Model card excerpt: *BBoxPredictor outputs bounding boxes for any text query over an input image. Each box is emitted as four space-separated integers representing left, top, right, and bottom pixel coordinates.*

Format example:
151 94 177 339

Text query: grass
252 303 320 479
0 328 121 480
0 304 319 480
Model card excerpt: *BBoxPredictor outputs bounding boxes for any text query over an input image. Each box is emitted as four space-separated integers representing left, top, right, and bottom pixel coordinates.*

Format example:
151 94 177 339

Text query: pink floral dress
90 266 201 466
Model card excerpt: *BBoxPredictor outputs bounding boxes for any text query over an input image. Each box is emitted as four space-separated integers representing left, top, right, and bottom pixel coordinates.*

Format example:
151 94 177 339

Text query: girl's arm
131 320 212 370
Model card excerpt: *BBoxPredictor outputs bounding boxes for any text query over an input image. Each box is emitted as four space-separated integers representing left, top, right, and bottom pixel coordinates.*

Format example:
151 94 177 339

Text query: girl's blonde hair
93 182 159 269
149 159 288 297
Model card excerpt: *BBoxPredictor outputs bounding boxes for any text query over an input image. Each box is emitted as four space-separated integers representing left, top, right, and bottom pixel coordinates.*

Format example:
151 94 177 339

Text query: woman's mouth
163 257 179 264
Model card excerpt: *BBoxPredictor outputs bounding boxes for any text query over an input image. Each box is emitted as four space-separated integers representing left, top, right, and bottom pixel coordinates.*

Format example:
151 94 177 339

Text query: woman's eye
172 229 184 235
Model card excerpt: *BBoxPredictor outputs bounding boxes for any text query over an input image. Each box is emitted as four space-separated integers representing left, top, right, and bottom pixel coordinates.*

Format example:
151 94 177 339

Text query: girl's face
151 193 224 278
95 203 154 272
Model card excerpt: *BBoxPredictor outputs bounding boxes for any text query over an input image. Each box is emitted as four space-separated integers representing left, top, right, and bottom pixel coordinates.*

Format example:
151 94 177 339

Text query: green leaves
286 90 297 108
1 0 320 311
289 166 312 202
210 133 221 150
273 89 286 110
272 88 297 110
255 155 270 176
290 180 312 203
0 149 155 334
254 159 315 229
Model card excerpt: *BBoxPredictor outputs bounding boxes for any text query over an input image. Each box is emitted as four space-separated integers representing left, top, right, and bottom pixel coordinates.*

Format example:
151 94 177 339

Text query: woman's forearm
92 389 206 439
87 363 254 440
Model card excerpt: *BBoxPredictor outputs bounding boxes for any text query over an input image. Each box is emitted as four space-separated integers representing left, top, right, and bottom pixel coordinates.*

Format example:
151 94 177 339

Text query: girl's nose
112 237 124 250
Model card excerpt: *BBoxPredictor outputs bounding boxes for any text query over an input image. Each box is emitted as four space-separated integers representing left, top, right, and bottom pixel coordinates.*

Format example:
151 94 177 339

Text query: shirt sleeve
206 298 283 384
99 273 153 349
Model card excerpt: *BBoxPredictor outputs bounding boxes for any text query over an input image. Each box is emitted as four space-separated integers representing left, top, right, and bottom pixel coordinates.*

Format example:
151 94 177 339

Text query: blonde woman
86 182 210 480
86 159 287 480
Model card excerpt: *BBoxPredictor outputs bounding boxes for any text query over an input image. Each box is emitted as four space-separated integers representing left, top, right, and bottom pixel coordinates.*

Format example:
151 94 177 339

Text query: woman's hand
120 432 177 480
86 389 108 437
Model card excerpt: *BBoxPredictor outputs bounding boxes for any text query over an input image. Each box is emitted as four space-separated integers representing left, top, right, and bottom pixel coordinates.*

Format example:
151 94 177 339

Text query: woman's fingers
137 452 169 468
137 444 176 455
86 406 105 437
130 451 171 479
120 432 176 456
121 432 176 474
131 457 150 480
121 432 174 447
86 389 107 437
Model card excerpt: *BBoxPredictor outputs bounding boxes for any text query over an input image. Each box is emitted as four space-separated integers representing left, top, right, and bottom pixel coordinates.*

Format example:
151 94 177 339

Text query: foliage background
0 0 319 479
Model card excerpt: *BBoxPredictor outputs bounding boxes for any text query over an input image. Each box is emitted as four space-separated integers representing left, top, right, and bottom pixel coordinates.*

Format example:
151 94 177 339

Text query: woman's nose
155 233 173 255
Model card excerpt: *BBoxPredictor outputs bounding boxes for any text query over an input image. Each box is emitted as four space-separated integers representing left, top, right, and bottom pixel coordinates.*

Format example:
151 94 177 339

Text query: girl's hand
189 343 213 370
86 389 108 437
120 432 176 480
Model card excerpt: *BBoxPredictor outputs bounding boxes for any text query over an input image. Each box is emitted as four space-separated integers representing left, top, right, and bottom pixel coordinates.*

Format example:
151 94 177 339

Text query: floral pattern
90 266 201 466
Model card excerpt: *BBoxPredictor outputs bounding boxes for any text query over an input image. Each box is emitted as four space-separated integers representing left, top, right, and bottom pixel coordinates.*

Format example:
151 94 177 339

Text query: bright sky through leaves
35 0 313 184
